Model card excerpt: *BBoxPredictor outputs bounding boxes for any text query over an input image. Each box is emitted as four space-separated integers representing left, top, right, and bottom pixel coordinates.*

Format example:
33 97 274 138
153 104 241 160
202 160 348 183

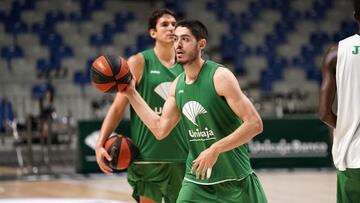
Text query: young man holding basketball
95 9 188 203
319 0 360 202
122 19 268 202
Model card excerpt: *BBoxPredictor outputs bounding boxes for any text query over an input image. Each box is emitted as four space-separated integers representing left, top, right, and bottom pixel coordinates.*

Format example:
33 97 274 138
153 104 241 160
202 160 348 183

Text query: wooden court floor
0 169 336 203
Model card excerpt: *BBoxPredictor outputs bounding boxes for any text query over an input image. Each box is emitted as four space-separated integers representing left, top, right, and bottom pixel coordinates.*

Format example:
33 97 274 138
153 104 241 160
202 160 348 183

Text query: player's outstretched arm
95 54 144 173
319 45 337 129
192 67 263 179
123 77 181 140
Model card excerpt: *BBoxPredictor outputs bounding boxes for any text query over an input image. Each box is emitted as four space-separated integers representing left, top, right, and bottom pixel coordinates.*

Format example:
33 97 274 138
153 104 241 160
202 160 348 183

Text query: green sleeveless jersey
130 49 188 162
175 60 253 184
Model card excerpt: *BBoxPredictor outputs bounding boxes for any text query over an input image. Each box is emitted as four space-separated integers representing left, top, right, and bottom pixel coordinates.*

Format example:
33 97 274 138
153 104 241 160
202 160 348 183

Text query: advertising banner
77 118 332 173
249 118 333 168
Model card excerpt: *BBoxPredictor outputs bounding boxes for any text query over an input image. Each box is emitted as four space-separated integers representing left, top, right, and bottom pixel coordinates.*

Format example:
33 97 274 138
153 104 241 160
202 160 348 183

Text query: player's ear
149 28 156 39
198 39 207 50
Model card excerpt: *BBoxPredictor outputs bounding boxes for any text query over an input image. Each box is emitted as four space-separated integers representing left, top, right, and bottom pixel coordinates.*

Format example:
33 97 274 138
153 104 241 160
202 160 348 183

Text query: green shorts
127 163 186 203
337 168 360 203
176 173 267 203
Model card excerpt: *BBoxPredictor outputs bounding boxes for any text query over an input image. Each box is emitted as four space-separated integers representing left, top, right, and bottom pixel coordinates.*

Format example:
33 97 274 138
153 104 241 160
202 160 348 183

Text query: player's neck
153 42 176 68
184 58 205 84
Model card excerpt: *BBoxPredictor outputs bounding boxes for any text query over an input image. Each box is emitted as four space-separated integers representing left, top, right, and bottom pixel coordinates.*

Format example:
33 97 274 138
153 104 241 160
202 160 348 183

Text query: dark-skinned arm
319 45 338 129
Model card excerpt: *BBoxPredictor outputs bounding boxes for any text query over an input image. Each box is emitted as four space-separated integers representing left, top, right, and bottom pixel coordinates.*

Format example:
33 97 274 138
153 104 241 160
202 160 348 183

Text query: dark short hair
148 8 176 31
354 0 360 18
175 19 208 41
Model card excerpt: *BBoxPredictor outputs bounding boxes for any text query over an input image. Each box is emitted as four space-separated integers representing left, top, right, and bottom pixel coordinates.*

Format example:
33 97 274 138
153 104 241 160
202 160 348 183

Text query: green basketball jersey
175 60 253 184
130 49 188 162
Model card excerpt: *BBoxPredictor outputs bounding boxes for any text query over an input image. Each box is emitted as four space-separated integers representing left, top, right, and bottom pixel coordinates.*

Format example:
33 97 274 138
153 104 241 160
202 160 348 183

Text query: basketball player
122 19 267 202
95 9 188 203
319 1 360 202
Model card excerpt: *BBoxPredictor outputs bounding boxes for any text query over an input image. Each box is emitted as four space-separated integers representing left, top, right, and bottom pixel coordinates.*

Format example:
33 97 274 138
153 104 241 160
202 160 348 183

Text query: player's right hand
95 146 113 174
121 77 136 96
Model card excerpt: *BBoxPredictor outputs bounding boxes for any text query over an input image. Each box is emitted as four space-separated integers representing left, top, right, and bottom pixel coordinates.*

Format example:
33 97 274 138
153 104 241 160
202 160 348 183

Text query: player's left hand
191 146 220 180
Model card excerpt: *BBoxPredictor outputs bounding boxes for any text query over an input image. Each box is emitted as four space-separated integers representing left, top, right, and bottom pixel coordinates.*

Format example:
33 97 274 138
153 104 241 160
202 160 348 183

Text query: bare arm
210 67 263 153
124 77 181 140
319 45 337 129
95 53 144 173
192 67 263 179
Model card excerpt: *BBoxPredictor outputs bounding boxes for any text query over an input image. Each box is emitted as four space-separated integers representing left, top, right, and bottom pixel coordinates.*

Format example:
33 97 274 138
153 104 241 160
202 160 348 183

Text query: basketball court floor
0 168 336 203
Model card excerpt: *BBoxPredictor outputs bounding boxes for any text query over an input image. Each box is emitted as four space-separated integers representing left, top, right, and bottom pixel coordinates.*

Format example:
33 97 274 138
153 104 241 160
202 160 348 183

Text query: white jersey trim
183 171 253 185
133 161 172 164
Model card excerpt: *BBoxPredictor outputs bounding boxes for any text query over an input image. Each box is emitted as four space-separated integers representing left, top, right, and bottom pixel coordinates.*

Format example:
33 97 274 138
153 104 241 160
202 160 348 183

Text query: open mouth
176 50 184 55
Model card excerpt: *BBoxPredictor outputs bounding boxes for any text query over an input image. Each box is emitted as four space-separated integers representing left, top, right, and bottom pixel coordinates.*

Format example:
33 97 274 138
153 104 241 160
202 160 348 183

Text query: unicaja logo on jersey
182 101 207 126
183 101 216 142
153 82 172 115
154 82 172 100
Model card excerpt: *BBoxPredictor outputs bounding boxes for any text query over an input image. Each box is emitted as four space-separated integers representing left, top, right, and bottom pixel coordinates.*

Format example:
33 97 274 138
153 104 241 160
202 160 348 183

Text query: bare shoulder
127 53 145 84
324 44 338 59
214 66 235 80
214 67 240 96
322 44 338 73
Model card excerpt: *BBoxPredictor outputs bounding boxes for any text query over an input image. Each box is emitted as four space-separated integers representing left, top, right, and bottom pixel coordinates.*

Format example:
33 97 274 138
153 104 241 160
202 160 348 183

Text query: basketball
103 134 138 171
90 55 132 93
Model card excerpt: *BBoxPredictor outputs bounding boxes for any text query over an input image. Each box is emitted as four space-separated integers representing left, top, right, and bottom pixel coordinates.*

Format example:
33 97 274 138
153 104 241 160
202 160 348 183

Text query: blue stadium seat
239 12 256 24
306 69 322 83
220 34 240 61
274 21 295 36
233 55 245 74
340 21 358 37
260 69 275 93
115 11 135 24
86 57 96 75
248 2 262 17
103 22 125 39
164 0 185 18
37 57 62 75
15 0 35 11
31 83 56 100
6 21 28 38
136 34 153 51
80 0 104 14
36 58 52 75
53 45 74 59
90 33 111 48
217 11 236 23
1 45 24 61
292 56 315 70
0 11 6 22
267 59 286 80
32 22 54 35
0 99 4 133
206 0 227 12
310 32 330 48
124 46 138 58
40 32 63 48
73 70 90 89
259 0 281 9
69 11 91 22
301 45 316 61
0 98 14 132
255 45 275 58
45 11 66 24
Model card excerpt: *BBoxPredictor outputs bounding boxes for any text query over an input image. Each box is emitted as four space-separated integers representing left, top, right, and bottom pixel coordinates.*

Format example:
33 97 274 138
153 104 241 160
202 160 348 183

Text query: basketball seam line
104 55 121 86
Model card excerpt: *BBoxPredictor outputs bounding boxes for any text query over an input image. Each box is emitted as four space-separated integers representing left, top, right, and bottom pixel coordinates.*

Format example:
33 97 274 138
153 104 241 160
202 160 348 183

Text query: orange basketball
90 55 132 93
103 134 138 171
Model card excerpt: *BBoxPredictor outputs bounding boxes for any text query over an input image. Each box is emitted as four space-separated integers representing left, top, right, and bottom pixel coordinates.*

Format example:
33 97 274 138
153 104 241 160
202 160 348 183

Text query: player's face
174 26 199 65
152 14 176 43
